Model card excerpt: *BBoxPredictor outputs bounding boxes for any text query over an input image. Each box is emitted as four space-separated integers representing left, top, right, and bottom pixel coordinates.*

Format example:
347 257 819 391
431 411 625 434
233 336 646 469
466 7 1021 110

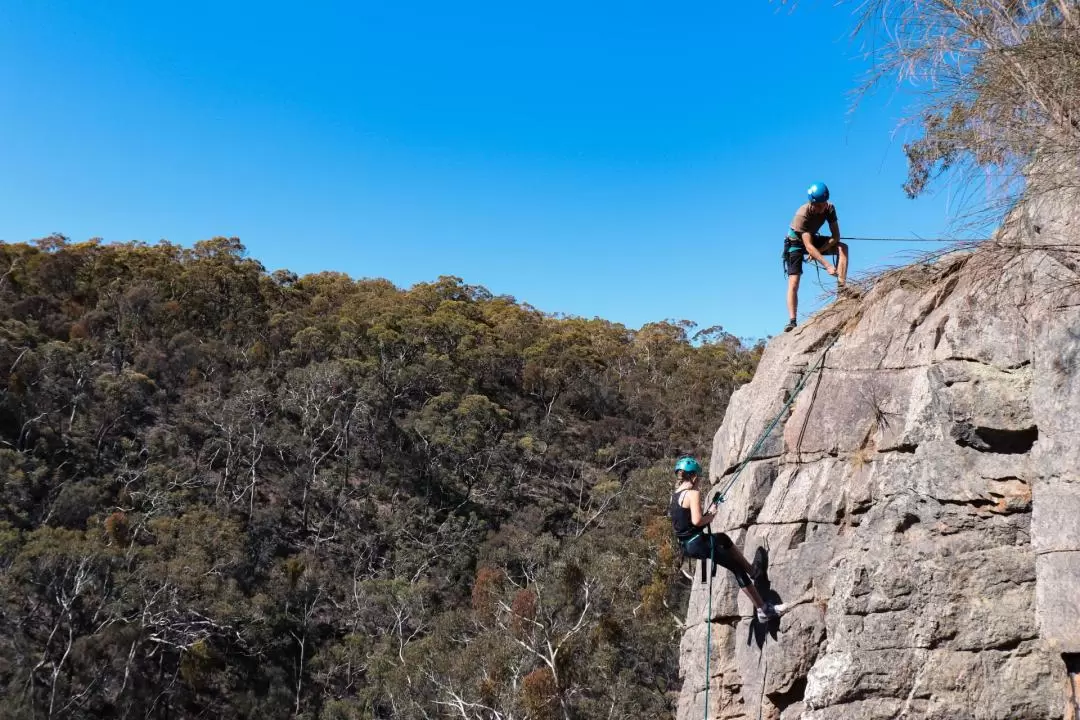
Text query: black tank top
669 490 696 540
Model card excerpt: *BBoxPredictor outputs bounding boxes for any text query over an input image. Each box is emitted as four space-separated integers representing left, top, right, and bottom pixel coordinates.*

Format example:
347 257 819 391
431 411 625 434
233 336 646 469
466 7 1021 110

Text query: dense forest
0 236 761 719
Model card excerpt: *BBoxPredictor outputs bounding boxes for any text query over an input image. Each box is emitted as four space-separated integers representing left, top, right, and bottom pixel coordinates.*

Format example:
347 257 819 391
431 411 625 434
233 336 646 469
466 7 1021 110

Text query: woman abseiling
670 456 780 623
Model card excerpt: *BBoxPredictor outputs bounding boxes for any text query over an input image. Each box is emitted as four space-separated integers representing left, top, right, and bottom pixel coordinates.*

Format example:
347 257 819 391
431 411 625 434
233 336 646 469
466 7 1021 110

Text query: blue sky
0 1 979 340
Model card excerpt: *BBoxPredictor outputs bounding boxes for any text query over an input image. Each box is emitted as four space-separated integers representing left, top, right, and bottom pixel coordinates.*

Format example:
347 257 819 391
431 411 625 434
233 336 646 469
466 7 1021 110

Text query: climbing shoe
755 604 780 623
784 319 797 333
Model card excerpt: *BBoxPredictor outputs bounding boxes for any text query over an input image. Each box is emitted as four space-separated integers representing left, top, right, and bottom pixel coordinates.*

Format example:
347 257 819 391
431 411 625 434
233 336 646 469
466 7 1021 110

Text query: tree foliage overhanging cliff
850 0 1080 204
0 236 761 720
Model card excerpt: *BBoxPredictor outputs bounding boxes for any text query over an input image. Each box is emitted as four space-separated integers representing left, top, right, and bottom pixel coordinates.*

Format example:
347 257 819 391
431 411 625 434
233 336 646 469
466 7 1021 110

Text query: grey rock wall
677 231 1080 719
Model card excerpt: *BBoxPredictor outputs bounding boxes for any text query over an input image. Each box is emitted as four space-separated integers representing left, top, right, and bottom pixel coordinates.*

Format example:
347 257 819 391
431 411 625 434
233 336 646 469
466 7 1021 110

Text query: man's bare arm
801 232 836 273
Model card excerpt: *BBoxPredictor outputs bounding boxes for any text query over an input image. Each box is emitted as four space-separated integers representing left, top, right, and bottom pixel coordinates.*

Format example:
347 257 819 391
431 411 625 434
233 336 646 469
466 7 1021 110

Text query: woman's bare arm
684 489 716 527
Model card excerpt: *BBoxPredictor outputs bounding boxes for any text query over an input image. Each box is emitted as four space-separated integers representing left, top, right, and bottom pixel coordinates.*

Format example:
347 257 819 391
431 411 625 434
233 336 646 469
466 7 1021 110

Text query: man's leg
783 240 804 330
837 241 848 285
818 237 848 288
786 274 800 328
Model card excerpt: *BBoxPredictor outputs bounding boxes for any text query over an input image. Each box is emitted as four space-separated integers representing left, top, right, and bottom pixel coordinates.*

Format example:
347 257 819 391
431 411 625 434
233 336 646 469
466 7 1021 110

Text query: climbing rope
697 333 839 720
710 332 841 506
841 235 987 243
807 251 839 294
695 233 976 718
702 540 715 720
801 233 991 293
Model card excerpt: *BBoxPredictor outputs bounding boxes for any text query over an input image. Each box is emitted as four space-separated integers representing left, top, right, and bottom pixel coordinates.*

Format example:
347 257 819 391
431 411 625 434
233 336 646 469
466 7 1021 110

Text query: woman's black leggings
682 532 752 588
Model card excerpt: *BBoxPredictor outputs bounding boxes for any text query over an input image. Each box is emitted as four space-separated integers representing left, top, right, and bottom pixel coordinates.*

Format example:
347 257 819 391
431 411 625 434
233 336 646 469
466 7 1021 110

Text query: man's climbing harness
781 232 839 278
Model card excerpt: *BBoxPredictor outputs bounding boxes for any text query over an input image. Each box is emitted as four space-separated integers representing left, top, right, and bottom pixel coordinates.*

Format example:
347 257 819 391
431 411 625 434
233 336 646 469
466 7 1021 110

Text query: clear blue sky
0 1 979 340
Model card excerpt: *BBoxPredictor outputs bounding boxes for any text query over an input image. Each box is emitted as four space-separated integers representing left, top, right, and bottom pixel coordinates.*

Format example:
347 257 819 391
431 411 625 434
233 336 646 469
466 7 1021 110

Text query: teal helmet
807 182 830 203
674 456 702 475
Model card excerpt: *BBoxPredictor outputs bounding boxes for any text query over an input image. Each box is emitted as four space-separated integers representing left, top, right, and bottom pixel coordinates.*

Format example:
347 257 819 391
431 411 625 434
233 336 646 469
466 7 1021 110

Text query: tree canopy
0 236 761 719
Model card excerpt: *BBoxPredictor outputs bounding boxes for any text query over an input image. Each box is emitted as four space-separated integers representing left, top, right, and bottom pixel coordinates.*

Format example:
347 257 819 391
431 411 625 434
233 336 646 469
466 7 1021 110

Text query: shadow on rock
747 546 783 648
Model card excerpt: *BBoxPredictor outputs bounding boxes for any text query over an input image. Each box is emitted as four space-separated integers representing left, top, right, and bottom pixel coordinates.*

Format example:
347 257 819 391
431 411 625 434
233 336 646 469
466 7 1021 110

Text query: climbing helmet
807 182 830 203
674 456 702 475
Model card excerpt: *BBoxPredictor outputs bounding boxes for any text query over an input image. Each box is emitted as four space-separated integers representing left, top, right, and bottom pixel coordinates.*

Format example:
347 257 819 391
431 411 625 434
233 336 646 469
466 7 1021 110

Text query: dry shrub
471 565 503 621
520 667 558 720
510 588 537 639
851 0 1080 220
104 511 129 545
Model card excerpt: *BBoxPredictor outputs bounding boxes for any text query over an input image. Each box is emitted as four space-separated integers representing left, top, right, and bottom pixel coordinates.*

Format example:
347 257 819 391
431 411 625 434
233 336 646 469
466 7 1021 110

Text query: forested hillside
0 236 761 719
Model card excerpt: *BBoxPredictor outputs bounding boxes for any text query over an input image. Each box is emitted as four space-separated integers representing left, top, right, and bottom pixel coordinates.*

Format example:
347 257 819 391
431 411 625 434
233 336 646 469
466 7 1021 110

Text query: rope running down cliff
709 331 841 506
698 332 839 720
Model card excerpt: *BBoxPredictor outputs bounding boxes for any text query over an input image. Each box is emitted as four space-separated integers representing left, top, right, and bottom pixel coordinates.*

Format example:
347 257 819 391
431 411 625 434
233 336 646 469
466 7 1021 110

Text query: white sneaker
755 603 789 622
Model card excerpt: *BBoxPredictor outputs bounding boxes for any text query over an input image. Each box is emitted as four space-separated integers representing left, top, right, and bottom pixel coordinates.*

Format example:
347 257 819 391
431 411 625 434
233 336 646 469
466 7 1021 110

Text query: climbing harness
781 233 839 278
679 531 719 585
697 332 840 720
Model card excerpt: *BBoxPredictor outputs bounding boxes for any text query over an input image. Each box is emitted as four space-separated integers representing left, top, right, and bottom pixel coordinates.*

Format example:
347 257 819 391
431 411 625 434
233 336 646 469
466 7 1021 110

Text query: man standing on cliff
783 181 849 332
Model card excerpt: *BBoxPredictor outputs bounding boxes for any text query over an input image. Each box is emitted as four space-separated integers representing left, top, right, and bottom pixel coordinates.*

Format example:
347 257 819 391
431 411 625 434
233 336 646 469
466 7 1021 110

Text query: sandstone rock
678 241 1080 719
1036 552 1080 652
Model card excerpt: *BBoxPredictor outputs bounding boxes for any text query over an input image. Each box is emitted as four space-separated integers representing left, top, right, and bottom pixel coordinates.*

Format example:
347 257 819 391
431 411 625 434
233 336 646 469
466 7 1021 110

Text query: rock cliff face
676 204 1080 719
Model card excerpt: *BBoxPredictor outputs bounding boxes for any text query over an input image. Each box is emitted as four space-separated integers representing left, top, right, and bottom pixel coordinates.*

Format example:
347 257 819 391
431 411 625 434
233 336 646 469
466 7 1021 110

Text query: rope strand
702 541 715 720
840 235 988 243
710 333 840 505
697 336 839 720
697 335 839 717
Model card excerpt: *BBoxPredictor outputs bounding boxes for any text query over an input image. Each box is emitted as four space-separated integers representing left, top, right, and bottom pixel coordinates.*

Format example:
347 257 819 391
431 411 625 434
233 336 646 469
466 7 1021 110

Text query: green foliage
0 238 761 718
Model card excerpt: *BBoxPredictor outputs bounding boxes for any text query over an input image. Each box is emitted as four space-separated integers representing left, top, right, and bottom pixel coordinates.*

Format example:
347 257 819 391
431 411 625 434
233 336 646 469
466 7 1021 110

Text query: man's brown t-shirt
790 202 838 236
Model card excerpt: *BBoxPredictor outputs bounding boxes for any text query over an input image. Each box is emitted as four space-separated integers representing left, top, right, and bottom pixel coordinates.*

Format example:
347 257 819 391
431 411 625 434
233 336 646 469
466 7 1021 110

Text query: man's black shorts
784 234 831 276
